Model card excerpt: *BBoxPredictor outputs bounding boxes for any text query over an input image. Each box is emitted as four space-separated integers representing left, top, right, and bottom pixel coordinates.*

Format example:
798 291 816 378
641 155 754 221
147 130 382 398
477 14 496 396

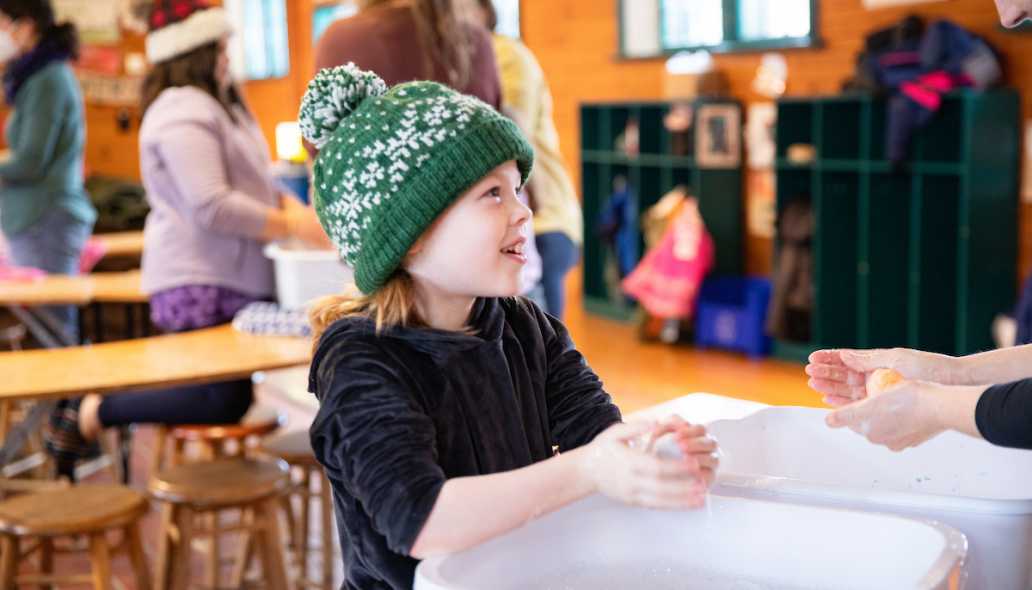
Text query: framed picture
695 103 741 168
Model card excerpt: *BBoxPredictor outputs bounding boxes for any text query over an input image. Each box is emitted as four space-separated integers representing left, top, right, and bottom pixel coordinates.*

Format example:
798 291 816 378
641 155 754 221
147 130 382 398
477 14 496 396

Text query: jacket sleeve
0 74 65 183
495 40 542 134
309 339 445 556
976 379 1032 449
472 27 503 111
538 305 622 451
151 114 272 239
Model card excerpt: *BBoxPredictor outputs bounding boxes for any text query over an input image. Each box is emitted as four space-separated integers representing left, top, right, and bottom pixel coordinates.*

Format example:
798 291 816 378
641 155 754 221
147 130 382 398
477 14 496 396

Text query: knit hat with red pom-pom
145 0 230 64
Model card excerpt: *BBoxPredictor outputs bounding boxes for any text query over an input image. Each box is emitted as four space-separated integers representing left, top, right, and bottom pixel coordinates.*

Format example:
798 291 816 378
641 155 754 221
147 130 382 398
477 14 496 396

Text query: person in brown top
314 0 501 109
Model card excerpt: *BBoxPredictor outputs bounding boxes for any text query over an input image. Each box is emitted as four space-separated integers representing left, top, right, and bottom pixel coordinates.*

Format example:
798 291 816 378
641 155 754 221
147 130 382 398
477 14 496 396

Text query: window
313 1 358 45
224 0 290 80
736 0 812 42
491 0 521 39
661 0 723 48
620 0 817 58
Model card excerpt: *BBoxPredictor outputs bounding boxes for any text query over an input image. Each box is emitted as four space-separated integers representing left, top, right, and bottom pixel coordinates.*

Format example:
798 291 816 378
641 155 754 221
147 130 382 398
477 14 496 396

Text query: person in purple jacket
51 0 328 465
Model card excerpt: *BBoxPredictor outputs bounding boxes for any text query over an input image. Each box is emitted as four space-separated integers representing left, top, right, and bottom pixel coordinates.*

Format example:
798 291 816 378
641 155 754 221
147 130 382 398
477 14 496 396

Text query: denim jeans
6 207 93 342
535 232 579 319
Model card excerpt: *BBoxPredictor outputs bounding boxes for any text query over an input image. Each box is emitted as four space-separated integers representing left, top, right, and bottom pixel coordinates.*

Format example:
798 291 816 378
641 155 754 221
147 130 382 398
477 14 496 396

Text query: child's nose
510 193 532 225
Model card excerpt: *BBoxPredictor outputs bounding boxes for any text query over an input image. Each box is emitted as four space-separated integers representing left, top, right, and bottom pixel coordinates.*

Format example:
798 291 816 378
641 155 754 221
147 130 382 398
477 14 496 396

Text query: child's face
406 161 531 300
996 0 1032 27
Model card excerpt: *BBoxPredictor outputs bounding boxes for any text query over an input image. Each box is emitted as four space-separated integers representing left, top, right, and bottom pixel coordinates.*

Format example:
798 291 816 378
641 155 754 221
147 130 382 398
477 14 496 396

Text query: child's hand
579 420 713 510
643 415 719 489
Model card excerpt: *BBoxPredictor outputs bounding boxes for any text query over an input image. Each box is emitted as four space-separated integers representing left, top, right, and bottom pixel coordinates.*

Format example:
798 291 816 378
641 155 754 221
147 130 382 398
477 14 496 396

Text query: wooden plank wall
522 0 1032 282
57 0 1032 282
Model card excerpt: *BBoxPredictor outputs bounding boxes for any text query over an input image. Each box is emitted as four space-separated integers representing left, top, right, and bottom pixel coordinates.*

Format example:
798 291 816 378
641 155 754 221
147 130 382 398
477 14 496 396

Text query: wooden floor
561 273 818 415
17 272 819 584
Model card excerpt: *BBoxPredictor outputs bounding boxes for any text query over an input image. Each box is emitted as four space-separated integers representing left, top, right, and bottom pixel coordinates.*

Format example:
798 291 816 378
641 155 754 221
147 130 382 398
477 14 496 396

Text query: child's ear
407 235 426 258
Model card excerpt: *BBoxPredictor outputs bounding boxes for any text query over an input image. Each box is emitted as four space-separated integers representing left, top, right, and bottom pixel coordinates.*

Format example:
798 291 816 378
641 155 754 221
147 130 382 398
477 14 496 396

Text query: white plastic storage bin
264 242 354 309
706 405 1032 590
415 494 966 590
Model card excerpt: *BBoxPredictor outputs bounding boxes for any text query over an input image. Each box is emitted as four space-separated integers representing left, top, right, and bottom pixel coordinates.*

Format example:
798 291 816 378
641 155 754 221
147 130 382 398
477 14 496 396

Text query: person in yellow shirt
476 0 582 319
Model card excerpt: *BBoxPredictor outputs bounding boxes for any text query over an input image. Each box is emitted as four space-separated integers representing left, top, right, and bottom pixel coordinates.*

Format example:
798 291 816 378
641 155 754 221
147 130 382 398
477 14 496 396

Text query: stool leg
98 430 124 484
125 524 151 590
205 509 220 590
279 494 296 556
255 498 289 590
1 535 18 588
229 511 255 588
151 427 167 473
171 506 194 590
299 468 311 584
88 532 113 590
154 504 175 590
171 438 186 468
38 537 54 590
0 401 11 440
318 469 334 590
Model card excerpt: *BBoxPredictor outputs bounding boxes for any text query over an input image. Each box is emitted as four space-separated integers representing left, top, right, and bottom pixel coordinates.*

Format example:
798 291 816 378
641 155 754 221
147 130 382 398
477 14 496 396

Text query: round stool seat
149 457 289 508
0 485 148 536
169 404 285 442
261 430 317 465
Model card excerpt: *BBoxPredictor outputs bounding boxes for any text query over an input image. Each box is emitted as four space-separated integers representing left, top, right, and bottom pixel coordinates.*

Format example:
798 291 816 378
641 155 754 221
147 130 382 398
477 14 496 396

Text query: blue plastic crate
694 276 772 358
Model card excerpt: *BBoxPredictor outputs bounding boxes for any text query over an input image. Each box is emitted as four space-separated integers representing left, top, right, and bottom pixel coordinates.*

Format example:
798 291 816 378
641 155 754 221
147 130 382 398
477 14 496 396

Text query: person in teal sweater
0 0 95 342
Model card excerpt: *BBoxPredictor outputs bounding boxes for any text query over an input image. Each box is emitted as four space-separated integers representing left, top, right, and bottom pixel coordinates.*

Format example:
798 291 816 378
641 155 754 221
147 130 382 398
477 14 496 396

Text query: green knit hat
298 64 535 294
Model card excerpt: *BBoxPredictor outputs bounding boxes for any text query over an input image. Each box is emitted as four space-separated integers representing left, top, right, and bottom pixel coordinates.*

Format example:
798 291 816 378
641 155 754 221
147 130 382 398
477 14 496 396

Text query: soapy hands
806 348 961 407
825 377 950 452
580 416 719 510
281 192 334 248
808 348 985 451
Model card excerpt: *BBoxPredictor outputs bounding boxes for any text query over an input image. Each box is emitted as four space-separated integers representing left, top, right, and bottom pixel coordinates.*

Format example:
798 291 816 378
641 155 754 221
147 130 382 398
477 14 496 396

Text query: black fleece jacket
308 297 622 590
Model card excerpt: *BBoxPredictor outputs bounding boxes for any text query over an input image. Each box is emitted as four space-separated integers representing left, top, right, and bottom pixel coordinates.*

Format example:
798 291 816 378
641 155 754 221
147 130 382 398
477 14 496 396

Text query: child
301 65 719 590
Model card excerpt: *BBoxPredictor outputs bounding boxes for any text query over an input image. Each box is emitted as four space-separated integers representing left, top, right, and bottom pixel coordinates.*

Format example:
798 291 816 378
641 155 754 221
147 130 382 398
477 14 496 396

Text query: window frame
225 0 291 81
618 0 821 59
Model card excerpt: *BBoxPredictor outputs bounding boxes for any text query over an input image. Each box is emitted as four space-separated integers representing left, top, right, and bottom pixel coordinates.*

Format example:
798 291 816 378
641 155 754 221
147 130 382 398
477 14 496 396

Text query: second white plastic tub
705 405 1032 589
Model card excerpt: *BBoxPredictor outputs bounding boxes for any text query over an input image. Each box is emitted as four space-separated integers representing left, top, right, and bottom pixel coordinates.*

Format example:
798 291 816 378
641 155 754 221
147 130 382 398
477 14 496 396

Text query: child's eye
483 187 502 201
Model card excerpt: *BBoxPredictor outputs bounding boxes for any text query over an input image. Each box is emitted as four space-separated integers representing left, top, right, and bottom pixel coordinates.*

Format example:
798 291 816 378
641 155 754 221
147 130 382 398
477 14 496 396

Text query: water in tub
526 566 815 590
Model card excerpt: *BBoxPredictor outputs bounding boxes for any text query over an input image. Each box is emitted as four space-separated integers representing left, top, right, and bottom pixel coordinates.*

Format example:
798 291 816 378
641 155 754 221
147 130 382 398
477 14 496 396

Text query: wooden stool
261 431 335 590
0 484 150 589
152 405 286 470
149 457 290 590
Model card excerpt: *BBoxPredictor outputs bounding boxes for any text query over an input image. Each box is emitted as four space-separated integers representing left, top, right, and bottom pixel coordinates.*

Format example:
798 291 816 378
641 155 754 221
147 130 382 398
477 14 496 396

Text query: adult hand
806 348 961 407
825 378 947 451
282 194 334 249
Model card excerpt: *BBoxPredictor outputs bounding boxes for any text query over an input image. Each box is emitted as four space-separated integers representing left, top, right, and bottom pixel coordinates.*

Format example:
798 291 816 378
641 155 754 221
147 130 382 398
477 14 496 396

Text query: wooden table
0 271 145 306
0 324 310 402
0 271 146 347
92 231 144 260
0 325 311 467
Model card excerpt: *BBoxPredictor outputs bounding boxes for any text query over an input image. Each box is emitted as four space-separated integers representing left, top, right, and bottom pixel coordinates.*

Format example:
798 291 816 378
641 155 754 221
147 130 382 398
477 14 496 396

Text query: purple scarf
3 36 70 104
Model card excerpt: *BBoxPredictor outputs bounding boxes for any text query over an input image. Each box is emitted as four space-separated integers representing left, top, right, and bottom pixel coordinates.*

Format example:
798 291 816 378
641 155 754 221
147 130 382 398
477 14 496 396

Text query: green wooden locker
772 90 1019 363
579 100 744 322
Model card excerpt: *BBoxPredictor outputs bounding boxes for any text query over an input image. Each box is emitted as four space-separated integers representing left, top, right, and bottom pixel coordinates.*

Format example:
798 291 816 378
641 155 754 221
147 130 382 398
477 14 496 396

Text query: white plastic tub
415 494 966 590
264 242 353 309
627 392 769 424
706 405 1032 590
